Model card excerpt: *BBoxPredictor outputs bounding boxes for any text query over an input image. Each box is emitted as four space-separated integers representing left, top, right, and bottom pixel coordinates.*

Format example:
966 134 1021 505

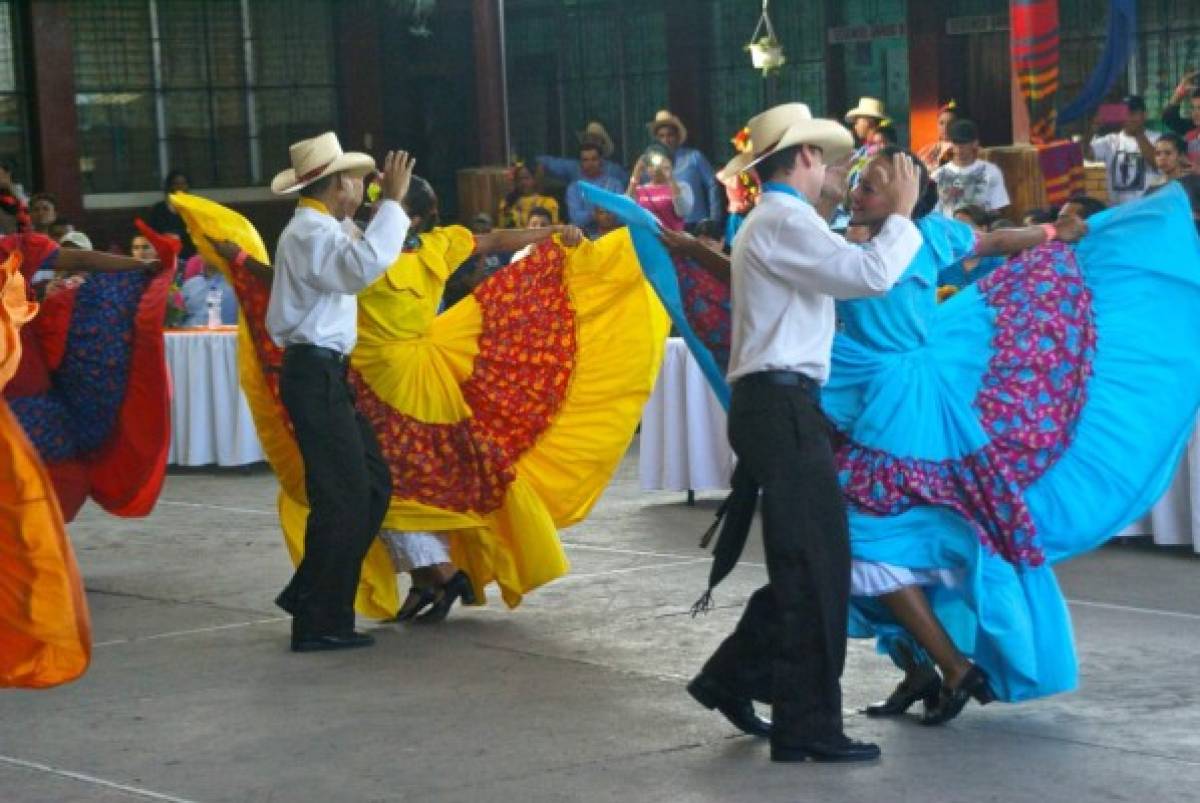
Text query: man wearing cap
536 121 629 186
647 109 722 226
930 119 1011 218
686 103 922 763
1090 95 1161 205
266 132 415 652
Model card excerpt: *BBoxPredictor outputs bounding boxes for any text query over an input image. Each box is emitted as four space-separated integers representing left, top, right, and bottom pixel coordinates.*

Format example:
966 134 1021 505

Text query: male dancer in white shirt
266 133 415 652
685 104 922 761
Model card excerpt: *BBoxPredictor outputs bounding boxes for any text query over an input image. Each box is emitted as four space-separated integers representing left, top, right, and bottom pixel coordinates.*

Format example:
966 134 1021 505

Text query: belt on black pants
734 370 820 402
283 343 349 366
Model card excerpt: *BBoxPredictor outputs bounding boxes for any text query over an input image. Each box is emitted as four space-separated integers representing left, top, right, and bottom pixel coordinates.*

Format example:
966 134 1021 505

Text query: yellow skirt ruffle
172 193 668 618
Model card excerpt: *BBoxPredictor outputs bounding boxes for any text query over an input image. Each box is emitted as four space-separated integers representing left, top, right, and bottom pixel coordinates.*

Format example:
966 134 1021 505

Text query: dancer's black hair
403 176 439 245
874 145 938 219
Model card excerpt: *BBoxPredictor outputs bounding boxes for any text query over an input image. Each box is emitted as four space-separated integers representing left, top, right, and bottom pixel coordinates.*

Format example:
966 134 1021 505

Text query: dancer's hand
884 152 921 218
658 226 697 255
1053 214 1088 243
558 225 584 246
379 150 416 204
205 236 241 263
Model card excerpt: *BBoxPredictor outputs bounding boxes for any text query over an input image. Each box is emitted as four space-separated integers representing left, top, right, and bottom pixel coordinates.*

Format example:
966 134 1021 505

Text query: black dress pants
277 346 391 638
699 377 851 745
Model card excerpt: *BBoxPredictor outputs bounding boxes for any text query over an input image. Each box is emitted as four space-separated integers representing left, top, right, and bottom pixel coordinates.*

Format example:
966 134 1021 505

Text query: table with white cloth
639 338 1200 552
639 338 733 492
164 328 265 466
1118 426 1200 553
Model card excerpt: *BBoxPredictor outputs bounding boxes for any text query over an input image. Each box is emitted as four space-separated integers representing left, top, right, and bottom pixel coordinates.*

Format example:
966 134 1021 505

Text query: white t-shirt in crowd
1090 130 1161 205
931 160 1011 217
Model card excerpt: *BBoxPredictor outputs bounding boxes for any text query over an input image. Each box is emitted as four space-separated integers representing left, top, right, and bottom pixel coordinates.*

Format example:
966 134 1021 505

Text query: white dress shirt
266 198 410 354
727 189 922 385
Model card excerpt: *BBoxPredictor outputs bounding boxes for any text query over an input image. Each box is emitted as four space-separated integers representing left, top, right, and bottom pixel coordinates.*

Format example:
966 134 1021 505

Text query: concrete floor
2 444 1198 803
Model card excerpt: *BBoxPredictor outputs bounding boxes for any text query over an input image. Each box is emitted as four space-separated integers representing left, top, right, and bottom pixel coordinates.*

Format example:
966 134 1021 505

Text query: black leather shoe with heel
921 664 996 726
864 663 942 717
415 570 477 624
686 674 771 738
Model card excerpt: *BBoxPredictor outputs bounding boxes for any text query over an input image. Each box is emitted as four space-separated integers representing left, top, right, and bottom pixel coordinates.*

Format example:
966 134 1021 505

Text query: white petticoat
850 559 962 597
380 529 450 572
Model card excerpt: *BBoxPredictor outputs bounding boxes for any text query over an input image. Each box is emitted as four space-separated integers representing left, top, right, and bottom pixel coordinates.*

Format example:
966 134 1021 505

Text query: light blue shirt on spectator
566 174 626 235
666 146 722 226
182 272 239 327
537 155 629 189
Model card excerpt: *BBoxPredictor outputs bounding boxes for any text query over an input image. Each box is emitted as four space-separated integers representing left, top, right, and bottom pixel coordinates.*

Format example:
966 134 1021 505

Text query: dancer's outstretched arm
474 224 583 256
55 249 164 273
658 228 730 283
974 214 1088 257
206 236 273 283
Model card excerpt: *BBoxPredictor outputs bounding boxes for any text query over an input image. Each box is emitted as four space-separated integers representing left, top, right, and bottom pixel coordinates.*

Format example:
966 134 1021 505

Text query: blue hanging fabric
579 184 732 409
1058 0 1137 125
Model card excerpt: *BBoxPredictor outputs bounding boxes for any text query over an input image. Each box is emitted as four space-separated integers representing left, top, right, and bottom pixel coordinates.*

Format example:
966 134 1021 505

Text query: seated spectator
181 262 238 327
146 169 196 257
647 109 722 226
565 142 625 236
988 218 1017 231
29 193 59 234
498 161 559 228
1058 193 1107 220
938 204 1004 288
1023 207 1056 225
1090 95 1160 204
1162 71 1200 170
932 119 1011 218
1150 133 1193 187
537 122 628 187
918 100 958 171
627 143 694 232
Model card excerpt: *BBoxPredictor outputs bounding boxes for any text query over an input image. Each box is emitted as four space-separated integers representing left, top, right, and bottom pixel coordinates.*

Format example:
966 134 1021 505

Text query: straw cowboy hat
577 122 615 159
844 96 888 122
270 132 376 195
718 103 854 178
647 110 688 145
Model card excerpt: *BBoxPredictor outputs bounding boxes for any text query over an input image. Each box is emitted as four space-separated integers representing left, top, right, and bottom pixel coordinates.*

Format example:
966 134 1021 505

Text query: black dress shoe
921 664 996 726
686 674 771 738
771 734 882 763
414 571 477 624
290 631 376 653
864 663 942 717
392 587 436 623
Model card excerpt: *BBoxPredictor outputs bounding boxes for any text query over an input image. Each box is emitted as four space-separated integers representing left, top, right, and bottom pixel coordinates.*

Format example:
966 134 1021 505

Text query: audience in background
498 161 559 228
1058 194 1108 220
181 261 238 328
1150 133 1193 187
131 233 156 261
932 119 1011 218
1023 208 1057 226
937 204 1005 288
918 100 958 171
48 219 75 242
592 207 620 238
537 121 628 187
59 231 92 250
628 143 694 232
647 110 721 226
29 193 58 234
566 142 625 236
1090 95 1160 205
146 169 196 258
1162 70 1200 170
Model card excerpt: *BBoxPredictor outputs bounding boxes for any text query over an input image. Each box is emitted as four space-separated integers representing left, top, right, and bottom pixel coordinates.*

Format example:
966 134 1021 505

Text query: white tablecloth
638 338 1200 551
639 338 732 491
164 329 265 466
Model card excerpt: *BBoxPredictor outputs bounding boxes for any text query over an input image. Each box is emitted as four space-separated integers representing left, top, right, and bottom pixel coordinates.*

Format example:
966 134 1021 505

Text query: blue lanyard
761 181 809 205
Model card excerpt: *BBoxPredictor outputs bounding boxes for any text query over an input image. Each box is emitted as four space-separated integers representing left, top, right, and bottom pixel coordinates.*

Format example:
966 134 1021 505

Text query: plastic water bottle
206 286 222 329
